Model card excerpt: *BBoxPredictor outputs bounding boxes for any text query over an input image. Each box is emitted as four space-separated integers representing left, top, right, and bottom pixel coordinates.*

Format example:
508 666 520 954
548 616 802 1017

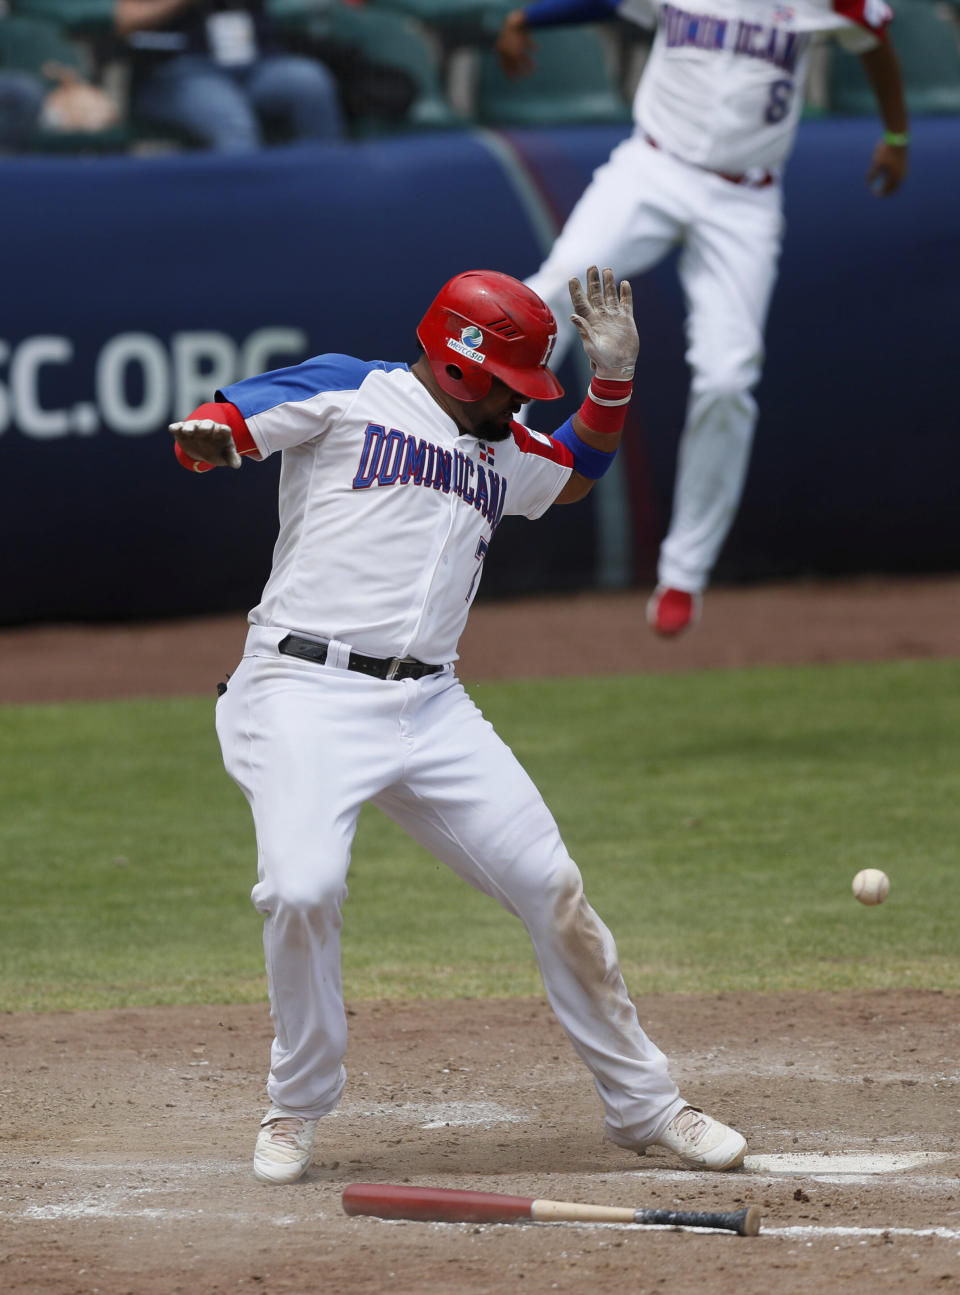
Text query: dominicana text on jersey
351 424 508 532
661 2 808 71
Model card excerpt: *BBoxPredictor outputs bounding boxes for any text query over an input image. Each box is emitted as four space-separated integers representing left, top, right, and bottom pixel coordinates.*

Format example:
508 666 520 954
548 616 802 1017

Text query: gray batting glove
568 266 638 380
169 418 242 469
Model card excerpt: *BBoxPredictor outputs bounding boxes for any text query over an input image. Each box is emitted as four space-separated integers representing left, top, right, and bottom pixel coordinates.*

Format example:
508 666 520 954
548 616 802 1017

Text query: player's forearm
564 415 623 501
552 375 632 503
858 41 908 136
519 0 619 28
115 0 199 38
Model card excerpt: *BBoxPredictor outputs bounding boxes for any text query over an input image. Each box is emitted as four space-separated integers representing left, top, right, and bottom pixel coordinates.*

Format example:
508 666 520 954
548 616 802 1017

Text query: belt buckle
385 658 402 681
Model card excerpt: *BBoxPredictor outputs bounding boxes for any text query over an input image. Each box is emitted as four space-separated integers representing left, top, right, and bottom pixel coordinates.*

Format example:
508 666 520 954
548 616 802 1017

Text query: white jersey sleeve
218 355 409 459
499 424 575 520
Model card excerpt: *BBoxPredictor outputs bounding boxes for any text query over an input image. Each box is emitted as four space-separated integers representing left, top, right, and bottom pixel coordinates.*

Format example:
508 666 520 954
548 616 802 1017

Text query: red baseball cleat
646 586 702 637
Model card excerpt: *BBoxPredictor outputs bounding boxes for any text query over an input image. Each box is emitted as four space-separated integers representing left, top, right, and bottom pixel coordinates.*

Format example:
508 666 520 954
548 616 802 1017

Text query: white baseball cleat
652 1105 747 1171
253 1105 318 1184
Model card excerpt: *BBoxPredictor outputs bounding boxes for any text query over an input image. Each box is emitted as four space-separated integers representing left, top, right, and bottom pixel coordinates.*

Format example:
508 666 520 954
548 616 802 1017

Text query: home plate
745 1152 951 1176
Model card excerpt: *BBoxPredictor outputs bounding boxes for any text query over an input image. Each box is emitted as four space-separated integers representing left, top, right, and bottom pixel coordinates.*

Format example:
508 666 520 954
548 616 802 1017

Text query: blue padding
1 118 959 623
219 355 408 418
552 417 617 478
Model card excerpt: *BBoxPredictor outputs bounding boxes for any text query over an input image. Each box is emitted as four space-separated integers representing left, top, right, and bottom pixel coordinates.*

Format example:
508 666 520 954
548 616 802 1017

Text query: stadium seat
0 12 84 72
828 0 960 114
9 0 116 35
475 25 630 127
265 0 336 26
293 3 467 133
364 0 513 48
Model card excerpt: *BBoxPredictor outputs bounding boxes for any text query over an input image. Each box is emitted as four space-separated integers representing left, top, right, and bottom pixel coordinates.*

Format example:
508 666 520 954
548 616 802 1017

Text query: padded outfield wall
0 117 957 624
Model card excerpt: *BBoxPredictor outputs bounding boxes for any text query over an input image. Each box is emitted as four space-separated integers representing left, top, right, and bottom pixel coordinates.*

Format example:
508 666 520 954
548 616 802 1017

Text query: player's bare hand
867 139 908 197
496 10 537 78
569 266 639 379
169 419 242 469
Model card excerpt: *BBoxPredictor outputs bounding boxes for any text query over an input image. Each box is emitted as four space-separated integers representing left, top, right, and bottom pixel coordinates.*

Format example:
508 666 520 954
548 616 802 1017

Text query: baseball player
497 0 909 635
171 267 748 1183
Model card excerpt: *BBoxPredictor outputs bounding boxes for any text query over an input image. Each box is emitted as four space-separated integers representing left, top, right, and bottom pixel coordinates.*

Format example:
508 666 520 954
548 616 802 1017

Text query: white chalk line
340 1100 526 1129
13 1195 960 1243
377 1218 960 1242
21 1201 304 1225
672 1057 960 1086
765 1225 960 1241
745 1151 953 1174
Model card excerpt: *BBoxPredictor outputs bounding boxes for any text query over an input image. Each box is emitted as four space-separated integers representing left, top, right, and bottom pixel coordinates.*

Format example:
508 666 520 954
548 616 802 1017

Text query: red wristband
578 376 634 436
172 401 259 471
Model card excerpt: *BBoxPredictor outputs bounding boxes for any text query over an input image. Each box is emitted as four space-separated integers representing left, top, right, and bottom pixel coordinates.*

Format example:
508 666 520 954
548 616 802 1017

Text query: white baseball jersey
218 355 573 663
615 0 891 174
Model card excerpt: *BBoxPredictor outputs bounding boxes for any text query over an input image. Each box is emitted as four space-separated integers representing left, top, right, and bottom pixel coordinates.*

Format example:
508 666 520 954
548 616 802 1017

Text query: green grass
1 659 958 1012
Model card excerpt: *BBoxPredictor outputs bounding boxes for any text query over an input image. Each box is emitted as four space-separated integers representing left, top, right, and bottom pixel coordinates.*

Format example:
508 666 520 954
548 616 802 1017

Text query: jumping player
497 0 909 635
171 267 748 1184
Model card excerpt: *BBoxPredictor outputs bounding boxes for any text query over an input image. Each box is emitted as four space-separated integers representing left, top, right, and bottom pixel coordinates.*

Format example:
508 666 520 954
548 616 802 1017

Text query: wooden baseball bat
342 1183 761 1236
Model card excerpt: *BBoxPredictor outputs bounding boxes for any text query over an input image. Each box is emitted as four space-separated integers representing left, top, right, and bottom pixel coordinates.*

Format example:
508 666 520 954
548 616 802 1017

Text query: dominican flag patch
479 443 495 465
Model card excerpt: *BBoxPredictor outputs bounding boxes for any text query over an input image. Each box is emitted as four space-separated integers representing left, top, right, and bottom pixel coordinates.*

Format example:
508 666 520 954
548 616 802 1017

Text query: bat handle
635 1205 761 1236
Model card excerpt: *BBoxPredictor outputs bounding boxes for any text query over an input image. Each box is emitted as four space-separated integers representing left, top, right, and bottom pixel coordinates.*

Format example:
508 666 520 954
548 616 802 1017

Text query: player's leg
133 54 262 152
244 54 345 142
524 135 682 379
655 180 784 608
373 673 688 1149
376 676 746 1166
216 648 407 1132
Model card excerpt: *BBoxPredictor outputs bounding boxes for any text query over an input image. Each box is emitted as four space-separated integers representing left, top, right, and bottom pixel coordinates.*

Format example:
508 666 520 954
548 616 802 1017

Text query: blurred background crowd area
1 0 960 156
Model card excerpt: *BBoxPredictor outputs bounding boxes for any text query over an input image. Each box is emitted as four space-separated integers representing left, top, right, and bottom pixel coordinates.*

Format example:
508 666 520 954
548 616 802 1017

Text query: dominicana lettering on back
352 423 507 527
661 3 805 73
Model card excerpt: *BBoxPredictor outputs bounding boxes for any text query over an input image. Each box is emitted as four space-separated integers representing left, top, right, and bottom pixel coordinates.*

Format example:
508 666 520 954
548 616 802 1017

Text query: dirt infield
3 993 959 1294
1 574 959 704
2 577 959 1294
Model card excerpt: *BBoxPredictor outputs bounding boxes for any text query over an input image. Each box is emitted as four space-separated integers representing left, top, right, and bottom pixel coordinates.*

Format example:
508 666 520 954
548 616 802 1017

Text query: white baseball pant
526 133 785 593
215 625 684 1146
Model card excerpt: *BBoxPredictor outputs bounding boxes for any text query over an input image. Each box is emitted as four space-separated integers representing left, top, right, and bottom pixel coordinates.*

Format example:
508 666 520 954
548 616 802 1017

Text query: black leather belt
278 633 444 681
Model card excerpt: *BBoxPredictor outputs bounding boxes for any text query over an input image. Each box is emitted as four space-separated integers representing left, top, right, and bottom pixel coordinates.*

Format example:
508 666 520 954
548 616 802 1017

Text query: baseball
852 868 890 906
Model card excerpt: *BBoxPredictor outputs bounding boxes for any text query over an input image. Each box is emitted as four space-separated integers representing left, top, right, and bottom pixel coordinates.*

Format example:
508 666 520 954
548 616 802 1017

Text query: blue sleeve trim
552 417 617 479
217 355 408 420
524 0 619 27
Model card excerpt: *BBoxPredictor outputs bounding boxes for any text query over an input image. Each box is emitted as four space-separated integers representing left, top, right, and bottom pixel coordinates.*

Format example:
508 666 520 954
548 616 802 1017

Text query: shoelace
265 1117 308 1148
671 1108 708 1144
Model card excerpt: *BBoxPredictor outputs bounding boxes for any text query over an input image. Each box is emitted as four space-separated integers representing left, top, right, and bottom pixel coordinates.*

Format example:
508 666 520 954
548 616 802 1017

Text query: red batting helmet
416 270 564 403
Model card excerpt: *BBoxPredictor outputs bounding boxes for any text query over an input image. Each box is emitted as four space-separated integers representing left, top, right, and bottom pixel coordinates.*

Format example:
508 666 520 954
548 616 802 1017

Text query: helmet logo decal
447 333 486 365
540 330 557 367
